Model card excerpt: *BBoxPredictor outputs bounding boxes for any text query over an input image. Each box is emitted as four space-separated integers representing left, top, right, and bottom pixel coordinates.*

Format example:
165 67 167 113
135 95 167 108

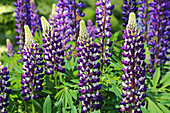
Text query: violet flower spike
0 62 11 113
95 0 114 72
30 0 42 35
147 0 170 75
122 0 138 27
21 25 44 101
14 0 31 53
54 0 74 59
77 20 102 112
6 39 15 57
120 12 146 113
41 17 65 75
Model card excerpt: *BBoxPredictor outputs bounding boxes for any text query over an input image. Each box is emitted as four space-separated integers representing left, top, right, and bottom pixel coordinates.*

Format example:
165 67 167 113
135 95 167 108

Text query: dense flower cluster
77 20 102 113
21 25 44 101
147 0 170 75
0 62 11 113
87 20 95 40
122 0 138 27
51 0 85 57
95 0 114 69
30 0 42 35
6 39 15 57
14 0 31 53
41 17 65 75
120 12 146 113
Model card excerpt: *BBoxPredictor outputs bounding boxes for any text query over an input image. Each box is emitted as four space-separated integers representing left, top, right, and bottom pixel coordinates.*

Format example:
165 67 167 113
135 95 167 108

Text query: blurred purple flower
6 39 15 57
0 62 11 112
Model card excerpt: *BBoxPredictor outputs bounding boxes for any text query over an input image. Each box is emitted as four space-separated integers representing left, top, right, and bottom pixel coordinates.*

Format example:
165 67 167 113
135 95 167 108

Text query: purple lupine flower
122 0 138 27
21 25 44 101
14 0 31 53
95 0 114 71
0 62 11 112
54 0 74 59
138 0 149 37
146 0 170 75
87 20 95 40
30 0 42 35
6 39 15 57
41 17 65 75
120 12 146 113
77 20 102 112
69 0 85 42
49 4 57 30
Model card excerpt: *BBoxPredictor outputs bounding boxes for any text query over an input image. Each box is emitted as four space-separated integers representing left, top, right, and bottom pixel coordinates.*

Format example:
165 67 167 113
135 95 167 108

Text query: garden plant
0 0 169 113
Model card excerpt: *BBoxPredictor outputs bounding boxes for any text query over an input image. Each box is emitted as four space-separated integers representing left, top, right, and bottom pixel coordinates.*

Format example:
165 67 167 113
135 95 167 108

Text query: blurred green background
0 0 123 54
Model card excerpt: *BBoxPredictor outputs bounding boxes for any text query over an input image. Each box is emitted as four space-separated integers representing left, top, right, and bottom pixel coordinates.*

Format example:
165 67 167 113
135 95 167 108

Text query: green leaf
52 99 62 113
112 85 121 98
152 68 160 88
43 95 52 113
160 101 170 106
62 108 68 113
148 98 163 113
69 89 77 100
32 99 43 113
71 106 77 113
160 72 170 84
14 65 23 73
141 106 149 113
157 103 169 113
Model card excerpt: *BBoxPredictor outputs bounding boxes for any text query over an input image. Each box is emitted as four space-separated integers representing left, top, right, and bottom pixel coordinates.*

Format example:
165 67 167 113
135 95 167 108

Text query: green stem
54 71 58 86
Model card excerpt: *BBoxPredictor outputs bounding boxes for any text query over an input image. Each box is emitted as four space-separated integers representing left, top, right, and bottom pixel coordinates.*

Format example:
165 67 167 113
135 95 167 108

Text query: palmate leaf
55 86 77 109
147 98 163 113
52 99 62 113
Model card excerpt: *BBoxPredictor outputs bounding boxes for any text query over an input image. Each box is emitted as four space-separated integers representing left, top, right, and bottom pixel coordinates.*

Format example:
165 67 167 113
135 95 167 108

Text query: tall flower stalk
14 0 31 53
21 25 44 101
77 20 102 113
147 0 170 75
30 0 42 35
0 62 11 113
95 0 114 72
41 17 65 80
138 0 170 75
120 12 146 113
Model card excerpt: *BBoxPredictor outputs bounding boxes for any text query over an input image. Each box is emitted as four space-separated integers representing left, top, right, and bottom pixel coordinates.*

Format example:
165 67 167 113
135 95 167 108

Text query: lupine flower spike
122 0 138 27
54 0 74 59
95 0 114 71
30 0 42 35
138 0 149 42
0 62 11 113
77 20 102 113
6 39 15 57
147 0 170 75
21 25 44 101
120 12 146 113
41 16 65 75
14 0 31 53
